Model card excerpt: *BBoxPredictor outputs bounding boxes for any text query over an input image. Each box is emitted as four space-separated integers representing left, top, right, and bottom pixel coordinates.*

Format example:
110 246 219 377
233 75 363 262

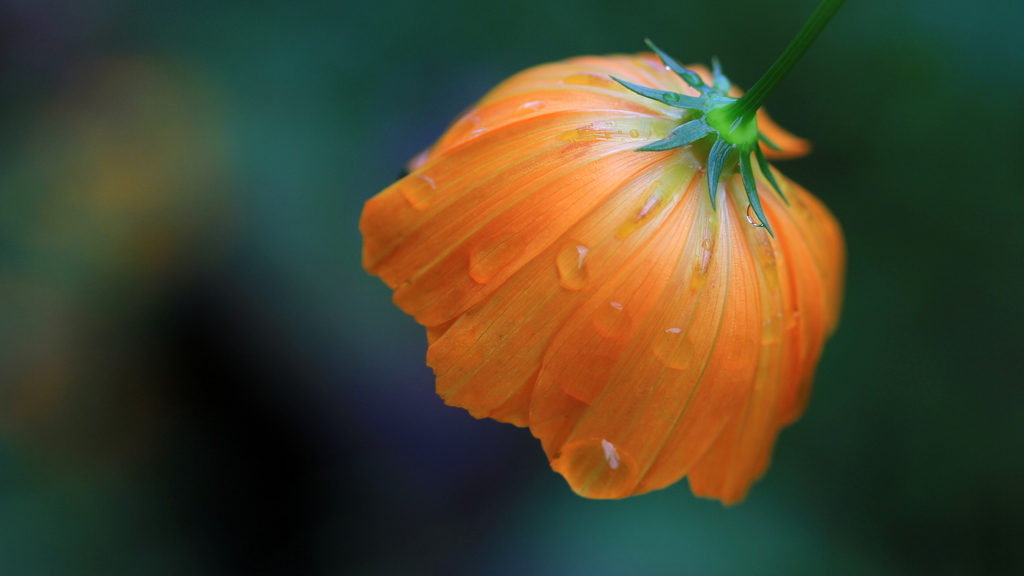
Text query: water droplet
663 92 681 102
746 204 766 228
601 439 620 469
653 327 696 369
761 313 783 344
690 237 715 291
566 121 626 141
594 301 631 338
555 244 590 290
469 234 523 284
629 128 640 138
513 100 547 117
399 174 437 210
551 438 640 498
616 182 667 240
635 185 663 221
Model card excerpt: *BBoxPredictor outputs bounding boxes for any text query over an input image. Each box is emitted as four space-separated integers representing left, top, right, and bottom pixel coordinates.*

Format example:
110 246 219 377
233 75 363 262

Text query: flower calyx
610 40 786 237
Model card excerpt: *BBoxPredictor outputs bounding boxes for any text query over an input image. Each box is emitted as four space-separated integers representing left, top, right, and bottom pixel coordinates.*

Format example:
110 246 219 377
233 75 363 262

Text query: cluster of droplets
562 120 647 142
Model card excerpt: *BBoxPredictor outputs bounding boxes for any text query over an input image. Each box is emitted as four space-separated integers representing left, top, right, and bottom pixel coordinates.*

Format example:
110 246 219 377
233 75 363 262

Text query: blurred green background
1 0 1022 574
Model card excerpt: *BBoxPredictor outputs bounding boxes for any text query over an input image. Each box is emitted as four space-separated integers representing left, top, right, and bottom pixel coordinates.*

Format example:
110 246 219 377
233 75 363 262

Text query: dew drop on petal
399 174 436 210
555 244 590 290
566 121 627 142
552 438 640 498
513 100 547 117
469 234 523 284
629 128 640 138
594 301 631 338
616 182 666 240
601 439 620 469
653 327 696 369
746 204 766 228
690 236 716 292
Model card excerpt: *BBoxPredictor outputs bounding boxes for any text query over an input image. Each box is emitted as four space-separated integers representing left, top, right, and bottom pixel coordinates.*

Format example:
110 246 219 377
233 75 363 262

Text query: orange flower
361 52 844 504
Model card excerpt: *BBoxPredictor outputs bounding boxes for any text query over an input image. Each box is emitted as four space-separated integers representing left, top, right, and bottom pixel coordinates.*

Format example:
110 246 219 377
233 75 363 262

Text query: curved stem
731 0 846 119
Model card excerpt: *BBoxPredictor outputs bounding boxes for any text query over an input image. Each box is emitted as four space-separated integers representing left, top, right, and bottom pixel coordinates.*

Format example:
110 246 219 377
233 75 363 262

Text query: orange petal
756 108 811 159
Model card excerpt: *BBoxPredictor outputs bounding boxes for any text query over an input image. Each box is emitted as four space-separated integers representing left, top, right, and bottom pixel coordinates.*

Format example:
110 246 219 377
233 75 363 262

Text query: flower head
361 45 844 504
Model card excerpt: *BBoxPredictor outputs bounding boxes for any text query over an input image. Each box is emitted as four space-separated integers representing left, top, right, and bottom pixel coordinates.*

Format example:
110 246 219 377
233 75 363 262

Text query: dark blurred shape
154 278 338 576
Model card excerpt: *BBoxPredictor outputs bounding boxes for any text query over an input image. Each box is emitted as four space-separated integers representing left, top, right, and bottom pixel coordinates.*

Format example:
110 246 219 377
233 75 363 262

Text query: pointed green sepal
645 39 706 91
711 57 731 92
706 138 733 210
739 152 774 237
610 76 704 110
758 131 783 152
636 120 712 151
754 145 787 203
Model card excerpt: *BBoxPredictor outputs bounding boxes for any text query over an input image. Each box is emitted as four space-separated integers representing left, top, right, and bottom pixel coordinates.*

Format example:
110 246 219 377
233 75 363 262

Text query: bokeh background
1 0 1022 574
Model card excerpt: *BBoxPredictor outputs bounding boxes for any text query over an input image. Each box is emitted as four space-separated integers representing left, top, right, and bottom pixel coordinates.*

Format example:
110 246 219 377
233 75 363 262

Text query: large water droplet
690 237 715 291
635 185 663 221
663 92 681 102
513 100 547 117
551 438 640 498
746 204 766 228
629 128 640 138
593 301 631 338
555 244 590 290
601 439 620 469
653 327 696 369
469 234 523 284
399 174 436 210
616 182 667 240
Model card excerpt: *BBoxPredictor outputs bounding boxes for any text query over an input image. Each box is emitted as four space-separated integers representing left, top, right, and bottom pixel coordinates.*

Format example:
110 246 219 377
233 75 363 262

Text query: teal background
1 0 1022 574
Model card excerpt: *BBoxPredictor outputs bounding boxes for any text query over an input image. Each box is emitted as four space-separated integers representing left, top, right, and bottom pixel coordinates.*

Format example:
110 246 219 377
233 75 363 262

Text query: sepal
754 146 787 203
636 120 711 151
739 152 774 237
610 76 704 110
645 39 707 91
706 137 732 210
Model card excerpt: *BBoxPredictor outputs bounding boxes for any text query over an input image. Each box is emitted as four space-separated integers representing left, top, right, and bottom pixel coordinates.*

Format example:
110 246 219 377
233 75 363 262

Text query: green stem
731 0 846 119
